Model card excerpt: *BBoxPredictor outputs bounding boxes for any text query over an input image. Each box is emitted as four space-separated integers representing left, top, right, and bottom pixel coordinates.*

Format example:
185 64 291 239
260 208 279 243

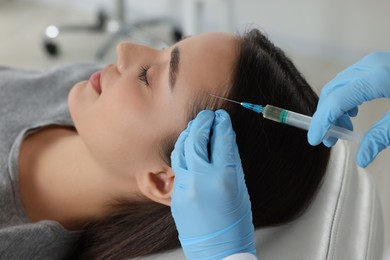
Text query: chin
67 81 87 129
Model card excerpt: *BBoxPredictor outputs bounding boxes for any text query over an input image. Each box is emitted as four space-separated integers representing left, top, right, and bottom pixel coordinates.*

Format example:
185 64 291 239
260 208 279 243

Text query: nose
116 42 157 74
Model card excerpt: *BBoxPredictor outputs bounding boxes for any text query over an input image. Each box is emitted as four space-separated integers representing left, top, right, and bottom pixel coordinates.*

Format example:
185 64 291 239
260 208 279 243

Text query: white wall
26 0 390 64
22 0 181 20
234 0 390 63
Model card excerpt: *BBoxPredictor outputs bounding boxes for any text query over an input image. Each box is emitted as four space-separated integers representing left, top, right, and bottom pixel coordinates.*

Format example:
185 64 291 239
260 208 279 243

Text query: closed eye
138 65 150 86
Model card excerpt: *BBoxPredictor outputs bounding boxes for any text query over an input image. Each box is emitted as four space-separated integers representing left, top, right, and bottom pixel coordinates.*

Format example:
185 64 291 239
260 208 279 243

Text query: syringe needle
209 94 263 114
209 94 242 105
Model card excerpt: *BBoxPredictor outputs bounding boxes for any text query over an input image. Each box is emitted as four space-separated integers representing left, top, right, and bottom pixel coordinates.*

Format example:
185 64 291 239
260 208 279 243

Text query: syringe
210 94 362 143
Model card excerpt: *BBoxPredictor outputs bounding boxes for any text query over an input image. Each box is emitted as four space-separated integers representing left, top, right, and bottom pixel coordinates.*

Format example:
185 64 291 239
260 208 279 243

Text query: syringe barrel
263 105 362 142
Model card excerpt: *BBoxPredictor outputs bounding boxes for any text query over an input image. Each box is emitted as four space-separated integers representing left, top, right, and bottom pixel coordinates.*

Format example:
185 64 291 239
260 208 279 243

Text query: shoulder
0 63 104 86
0 220 80 259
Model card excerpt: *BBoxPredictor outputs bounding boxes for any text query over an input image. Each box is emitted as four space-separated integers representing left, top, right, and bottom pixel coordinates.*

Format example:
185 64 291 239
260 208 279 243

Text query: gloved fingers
309 96 347 145
324 83 369 119
171 122 192 203
171 121 191 171
310 66 390 145
317 77 349 101
320 111 354 146
309 100 355 145
347 107 359 117
209 110 236 167
308 81 366 145
184 110 215 169
322 137 337 147
321 114 354 147
357 52 390 98
356 111 390 168
325 52 390 98
323 71 387 106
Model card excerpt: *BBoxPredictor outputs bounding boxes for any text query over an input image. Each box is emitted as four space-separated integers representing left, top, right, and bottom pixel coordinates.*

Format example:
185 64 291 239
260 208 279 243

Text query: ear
136 167 175 206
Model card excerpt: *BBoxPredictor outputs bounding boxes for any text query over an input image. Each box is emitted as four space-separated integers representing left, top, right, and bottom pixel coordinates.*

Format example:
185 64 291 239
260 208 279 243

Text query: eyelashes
138 65 150 86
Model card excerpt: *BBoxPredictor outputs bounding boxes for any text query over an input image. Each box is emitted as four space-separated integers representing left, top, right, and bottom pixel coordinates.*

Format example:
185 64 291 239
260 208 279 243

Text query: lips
90 71 102 95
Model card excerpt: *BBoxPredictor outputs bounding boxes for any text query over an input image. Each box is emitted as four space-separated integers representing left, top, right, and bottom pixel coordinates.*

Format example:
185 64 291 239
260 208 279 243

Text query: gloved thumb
356 110 390 168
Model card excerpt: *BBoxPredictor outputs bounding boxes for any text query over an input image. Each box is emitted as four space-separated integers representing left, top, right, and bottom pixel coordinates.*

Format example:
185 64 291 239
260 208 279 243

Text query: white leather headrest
255 141 384 260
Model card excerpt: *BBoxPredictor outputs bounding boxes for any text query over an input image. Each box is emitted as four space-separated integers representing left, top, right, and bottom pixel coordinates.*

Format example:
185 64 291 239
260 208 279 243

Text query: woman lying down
0 28 330 259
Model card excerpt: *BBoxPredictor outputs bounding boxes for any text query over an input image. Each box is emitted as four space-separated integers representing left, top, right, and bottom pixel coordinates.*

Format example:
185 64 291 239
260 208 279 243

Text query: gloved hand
171 109 256 260
308 52 390 168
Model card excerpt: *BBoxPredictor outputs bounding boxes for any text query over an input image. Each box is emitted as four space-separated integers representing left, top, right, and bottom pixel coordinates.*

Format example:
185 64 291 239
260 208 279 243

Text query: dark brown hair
69 28 330 259
227 29 330 227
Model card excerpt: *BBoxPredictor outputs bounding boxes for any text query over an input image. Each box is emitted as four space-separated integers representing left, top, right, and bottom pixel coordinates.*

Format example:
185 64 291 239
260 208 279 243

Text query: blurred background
0 0 389 257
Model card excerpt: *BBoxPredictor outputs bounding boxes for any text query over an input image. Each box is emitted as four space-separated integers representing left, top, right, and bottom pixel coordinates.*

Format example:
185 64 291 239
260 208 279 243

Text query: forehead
174 32 238 98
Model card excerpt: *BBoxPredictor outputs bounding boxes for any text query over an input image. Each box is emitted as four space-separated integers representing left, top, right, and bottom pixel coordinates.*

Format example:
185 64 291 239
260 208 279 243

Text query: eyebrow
169 46 180 91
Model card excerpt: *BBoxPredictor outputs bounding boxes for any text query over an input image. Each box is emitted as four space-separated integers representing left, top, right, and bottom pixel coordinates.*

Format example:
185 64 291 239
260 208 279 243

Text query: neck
18 126 136 230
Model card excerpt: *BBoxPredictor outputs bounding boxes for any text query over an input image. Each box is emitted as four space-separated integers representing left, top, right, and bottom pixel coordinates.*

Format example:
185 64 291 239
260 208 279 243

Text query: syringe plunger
263 105 362 142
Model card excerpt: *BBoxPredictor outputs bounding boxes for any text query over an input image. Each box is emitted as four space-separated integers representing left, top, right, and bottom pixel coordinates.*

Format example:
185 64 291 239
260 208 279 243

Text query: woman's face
68 32 237 177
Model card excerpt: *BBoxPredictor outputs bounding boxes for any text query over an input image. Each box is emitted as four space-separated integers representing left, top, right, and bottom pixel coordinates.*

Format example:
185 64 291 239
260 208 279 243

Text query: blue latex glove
171 109 256 260
308 52 390 167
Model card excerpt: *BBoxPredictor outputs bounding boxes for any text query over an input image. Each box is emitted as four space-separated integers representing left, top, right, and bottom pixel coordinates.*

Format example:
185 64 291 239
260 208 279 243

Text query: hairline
158 35 241 167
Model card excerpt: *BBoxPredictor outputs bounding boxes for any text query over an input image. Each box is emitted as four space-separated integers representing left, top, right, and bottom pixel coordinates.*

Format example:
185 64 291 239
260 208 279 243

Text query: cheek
92 89 149 143
70 89 167 170
69 77 189 172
